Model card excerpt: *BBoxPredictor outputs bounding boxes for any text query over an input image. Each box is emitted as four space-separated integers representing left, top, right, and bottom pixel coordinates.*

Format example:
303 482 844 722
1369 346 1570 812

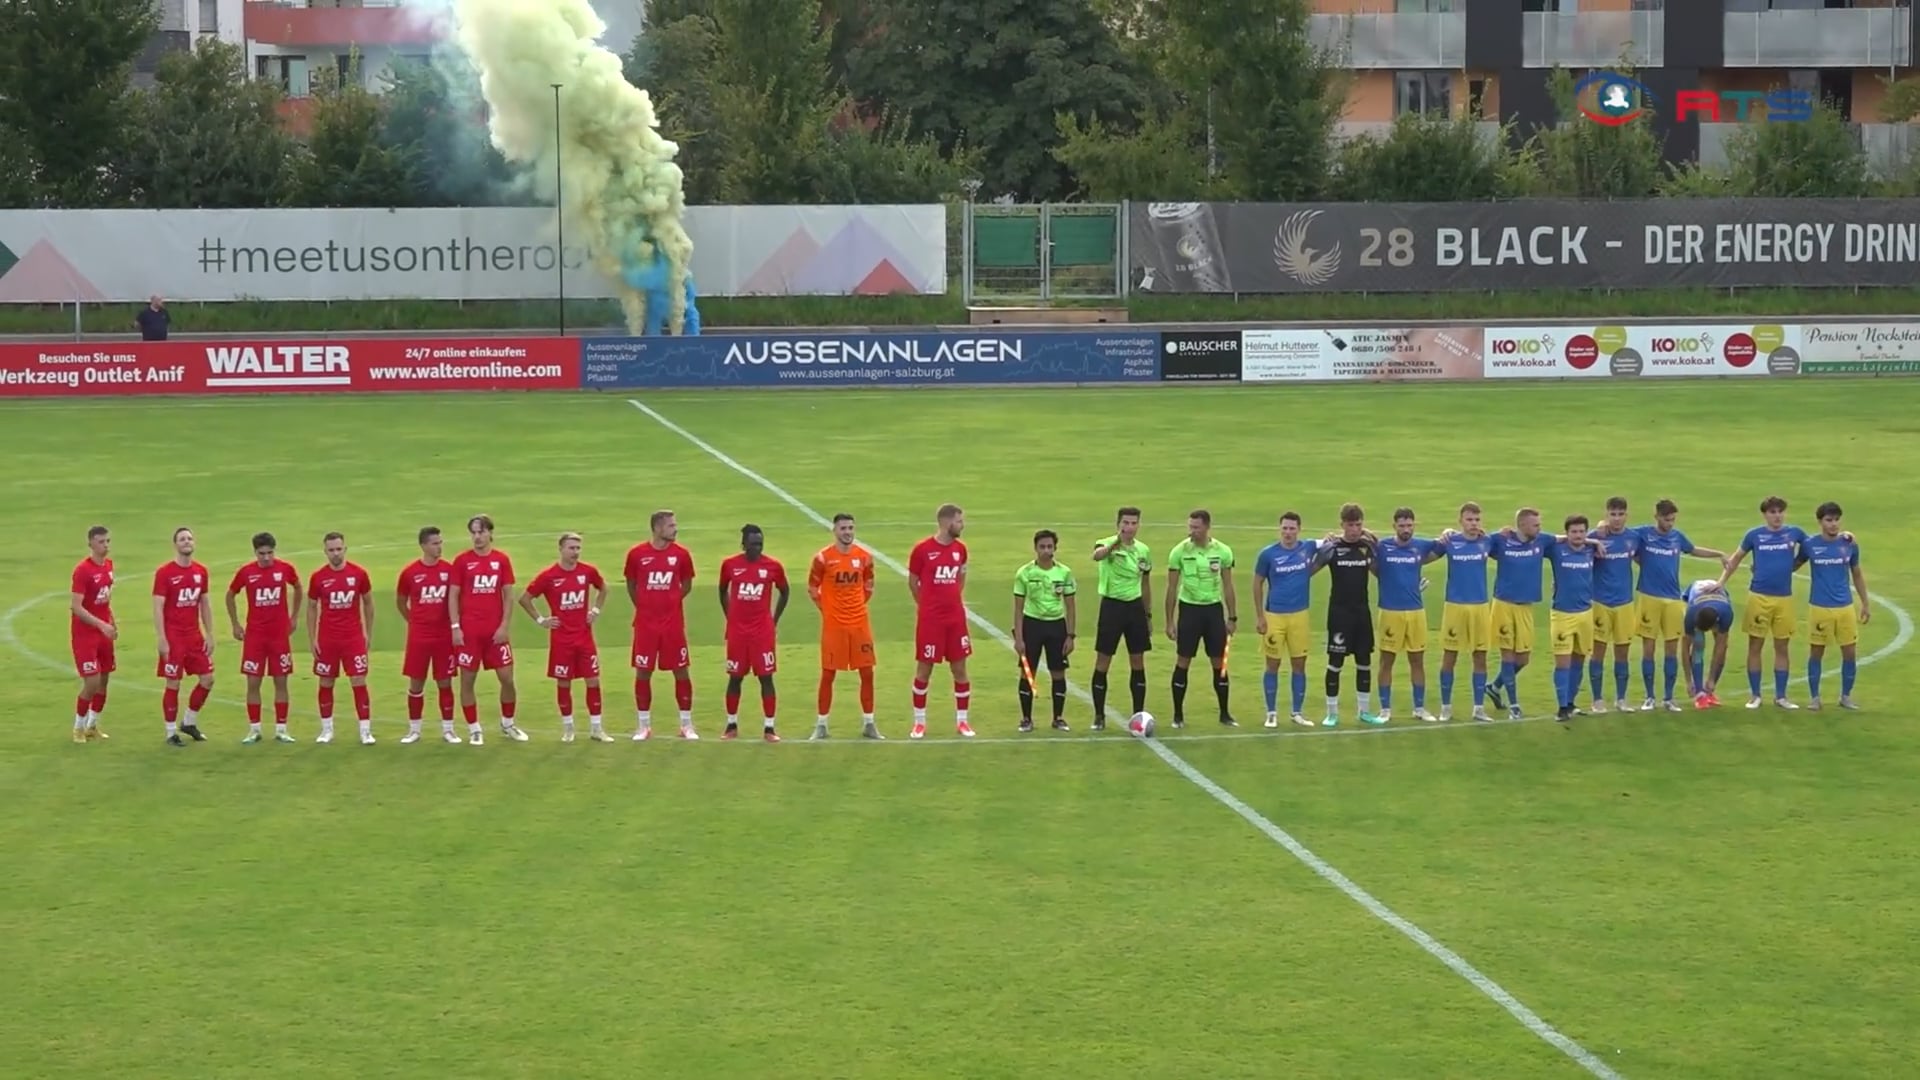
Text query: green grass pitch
3 381 1918 1079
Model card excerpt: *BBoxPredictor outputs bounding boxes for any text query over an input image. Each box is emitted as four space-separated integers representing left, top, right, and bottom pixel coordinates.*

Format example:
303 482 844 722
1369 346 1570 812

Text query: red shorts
456 629 514 672
240 634 295 678
312 636 371 680
72 632 116 678
547 638 601 682
403 635 455 682
915 616 973 664
631 619 690 672
157 635 212 681
725 628 778 677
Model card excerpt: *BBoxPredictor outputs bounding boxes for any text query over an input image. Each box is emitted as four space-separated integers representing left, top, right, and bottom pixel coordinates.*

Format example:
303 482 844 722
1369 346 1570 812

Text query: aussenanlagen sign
1129 200 1920 293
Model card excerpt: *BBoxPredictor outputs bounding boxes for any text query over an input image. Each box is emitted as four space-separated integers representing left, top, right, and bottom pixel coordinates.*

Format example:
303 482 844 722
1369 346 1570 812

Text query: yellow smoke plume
449 0 693 333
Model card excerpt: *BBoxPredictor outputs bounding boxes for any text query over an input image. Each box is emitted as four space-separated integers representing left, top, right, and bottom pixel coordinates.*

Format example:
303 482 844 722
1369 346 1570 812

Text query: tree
379 54 523 207
0 0 155 205
1329 116 1518 202
297 61 422 207
1053 111 1211 201
844 0 1148 201
627 11 725 202
1722 102 1871 197
117 40 300 208
1522 67 1663 197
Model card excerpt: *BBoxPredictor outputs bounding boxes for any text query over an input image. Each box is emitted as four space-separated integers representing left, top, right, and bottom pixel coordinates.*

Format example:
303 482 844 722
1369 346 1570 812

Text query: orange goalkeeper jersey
810 545 875 628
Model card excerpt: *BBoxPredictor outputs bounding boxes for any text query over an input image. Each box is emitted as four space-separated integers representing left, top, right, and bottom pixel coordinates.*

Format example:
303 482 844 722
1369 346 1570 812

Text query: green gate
961 203 1124 305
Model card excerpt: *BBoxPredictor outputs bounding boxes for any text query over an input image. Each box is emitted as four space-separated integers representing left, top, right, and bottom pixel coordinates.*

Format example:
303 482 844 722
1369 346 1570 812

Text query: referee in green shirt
1090 506 1153 730
1012 530 1077 732
1165 508 1238 728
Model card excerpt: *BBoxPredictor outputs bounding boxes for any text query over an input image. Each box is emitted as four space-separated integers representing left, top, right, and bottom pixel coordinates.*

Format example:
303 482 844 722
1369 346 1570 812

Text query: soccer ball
1129 711 1156 738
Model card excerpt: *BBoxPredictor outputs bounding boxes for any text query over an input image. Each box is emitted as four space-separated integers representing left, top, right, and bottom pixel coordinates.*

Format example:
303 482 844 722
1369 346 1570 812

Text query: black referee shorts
1176 601 1229 660
1094 596 1153 656
1021 617 1070 672
1326 605 1375 658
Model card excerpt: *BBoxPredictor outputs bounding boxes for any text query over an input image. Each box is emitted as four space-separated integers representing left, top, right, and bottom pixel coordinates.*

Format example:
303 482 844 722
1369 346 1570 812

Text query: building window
1521 0 1562 13
1395 0 1454 11
1395 72 1453 118
256 54 311 98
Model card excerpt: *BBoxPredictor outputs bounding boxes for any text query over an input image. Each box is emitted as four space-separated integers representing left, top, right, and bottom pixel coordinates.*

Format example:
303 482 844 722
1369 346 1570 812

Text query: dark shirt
136 306 169 341
1314 538 1375 610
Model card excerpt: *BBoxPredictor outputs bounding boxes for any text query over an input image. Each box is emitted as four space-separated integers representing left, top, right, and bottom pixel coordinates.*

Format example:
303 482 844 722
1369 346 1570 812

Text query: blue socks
1842 657 1857 697
1663 656 1679 701
1263 671 1279 713
1614 660 1630 700
1690 652 1704 695
1774 668 1789 700
1807 657 1822 699
1471 671 1487 706
1641 657 1656 698
1412 683 1427 710
1748 667 1763 698
1440 669 1455 705
1379 684 1392 711
1554 665 1572 708
1588 657 1604 700
1291 672 1307 713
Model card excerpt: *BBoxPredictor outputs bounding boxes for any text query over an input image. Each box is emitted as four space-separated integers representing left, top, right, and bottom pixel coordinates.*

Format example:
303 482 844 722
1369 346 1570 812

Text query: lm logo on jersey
558 588 588 610
645 570 676 589
174 586 203 607
735 582 768 601
253 585 284 607
326 590 358 609
931 564 962 583
470 573 501 592
416 584 448 604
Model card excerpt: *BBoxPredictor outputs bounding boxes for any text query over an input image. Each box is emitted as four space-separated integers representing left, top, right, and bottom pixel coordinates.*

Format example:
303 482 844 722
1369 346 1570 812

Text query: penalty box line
623 397 1626 1080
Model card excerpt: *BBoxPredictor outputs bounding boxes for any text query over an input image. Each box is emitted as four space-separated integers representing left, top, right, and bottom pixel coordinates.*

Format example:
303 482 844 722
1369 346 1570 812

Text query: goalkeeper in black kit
1313 503 1386 727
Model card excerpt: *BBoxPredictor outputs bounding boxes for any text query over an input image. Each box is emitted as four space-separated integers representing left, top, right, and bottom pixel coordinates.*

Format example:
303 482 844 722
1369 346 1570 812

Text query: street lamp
552 82 565 336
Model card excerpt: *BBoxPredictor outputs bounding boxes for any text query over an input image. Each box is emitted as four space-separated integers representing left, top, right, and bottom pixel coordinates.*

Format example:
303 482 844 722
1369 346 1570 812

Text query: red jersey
452 549 515 633
908 536 968 619
308 561 372 644
528 562 606 641
151 560 210 640
720 554 787 633
624 542 694 625
398 559 455 638
70 558 115 634
228 559 299 638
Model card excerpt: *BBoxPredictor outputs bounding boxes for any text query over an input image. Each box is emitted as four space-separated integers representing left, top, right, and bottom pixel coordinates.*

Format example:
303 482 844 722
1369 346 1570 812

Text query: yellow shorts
1260 611 1311 660
1592 602 1635 646
1551 610 1593 657
1637 596 1685 641
1440 602 1491 654
1807 604 1859 648
1742 594 1797 640
1492 600 1535 653
1378 609 1428 654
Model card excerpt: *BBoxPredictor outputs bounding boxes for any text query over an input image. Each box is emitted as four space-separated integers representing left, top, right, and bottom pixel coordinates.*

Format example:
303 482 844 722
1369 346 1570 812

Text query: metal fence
961 203 1125 305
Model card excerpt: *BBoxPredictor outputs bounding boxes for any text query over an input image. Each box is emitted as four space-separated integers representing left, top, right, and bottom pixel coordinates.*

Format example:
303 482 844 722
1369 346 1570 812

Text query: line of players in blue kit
1249 495 1869 727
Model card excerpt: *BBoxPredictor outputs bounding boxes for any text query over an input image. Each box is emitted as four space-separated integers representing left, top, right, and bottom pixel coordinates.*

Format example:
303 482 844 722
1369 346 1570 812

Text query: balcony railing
1699 122 1914 178
1522 10 1665 68
1310 12 1467 69
1334 120 1502 148
1722 9 1912 68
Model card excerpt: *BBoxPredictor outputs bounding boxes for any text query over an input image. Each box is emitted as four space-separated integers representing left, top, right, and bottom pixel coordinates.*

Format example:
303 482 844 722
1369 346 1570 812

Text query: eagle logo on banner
1274 209 1341 287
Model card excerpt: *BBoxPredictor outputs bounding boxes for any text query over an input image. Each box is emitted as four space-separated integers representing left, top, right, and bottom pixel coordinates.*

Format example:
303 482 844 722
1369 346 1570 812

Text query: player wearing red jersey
452 514 526 744
225 531 303 744
624 510 698 741
908 504 974 739
151 526 213 746
397 526 463 745
718 524 790 742
68 525 117 743
807 513 881 740
307 532 375 745
519 532 612 743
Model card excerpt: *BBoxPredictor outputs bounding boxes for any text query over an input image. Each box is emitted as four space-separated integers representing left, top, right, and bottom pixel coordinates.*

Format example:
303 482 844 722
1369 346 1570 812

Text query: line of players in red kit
63 506 982 747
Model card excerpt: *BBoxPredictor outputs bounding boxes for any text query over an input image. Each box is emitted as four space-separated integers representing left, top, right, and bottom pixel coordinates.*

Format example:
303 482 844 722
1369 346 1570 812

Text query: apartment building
1312 0 1917 170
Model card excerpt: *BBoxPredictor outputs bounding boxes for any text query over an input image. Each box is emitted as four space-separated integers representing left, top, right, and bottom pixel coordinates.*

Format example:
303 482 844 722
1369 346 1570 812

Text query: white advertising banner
1241 326 1487 382
1796 322 1920 375
1483 324 1799 378
0 205 948 303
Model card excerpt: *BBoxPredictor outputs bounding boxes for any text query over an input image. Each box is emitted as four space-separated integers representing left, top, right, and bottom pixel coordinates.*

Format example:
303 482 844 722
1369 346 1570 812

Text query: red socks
351 684 371 721
246 702 261 724
585 686 602 717
954 681 971 713
273 700 288 724
674 678 693 711
911 678 929 710
318 686 335 718
407 691 425 721
461 703 478 726
501 700 517 722
858 667 875 713
762 693 777 720
725 691 741 716
558 687 574 716
437 686 454 720
162 688 180 725
634 678 652 711
187 684 209 712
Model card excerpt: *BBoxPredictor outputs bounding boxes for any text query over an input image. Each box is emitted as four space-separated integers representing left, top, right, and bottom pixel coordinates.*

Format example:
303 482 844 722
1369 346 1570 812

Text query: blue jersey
1253 539 1317 615
1589 527 1641 607
1547 540 1597 614
1739 524 1808 598
1634 525 1695 601
1801 534 1860 608
1683 580 1734 639
1441 533 1494 605
1489 532 1549 605
1375 536 1437 612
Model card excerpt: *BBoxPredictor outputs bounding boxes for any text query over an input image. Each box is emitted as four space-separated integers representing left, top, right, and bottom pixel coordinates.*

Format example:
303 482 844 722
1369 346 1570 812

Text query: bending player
1800 502 1868 711
719 524 789 741
625 510 698 740
451 515 526 743
1011 529 1077 733
226 532 302 744
908 504 974 739
306 532 375 745
1681 579 1733 708
1633 499 1729 712
809 513 881 740
520 532 611 742
69 525 117 743
152 526 213 745
397 526 461 744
